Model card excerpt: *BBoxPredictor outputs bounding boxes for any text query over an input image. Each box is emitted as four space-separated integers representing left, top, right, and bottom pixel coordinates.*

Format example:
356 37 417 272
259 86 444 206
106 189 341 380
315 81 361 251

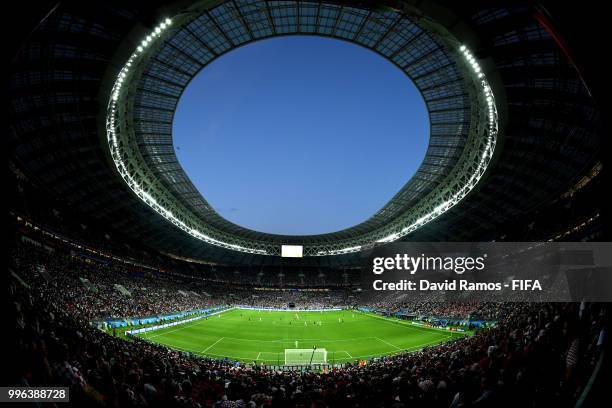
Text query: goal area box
284 348 328 365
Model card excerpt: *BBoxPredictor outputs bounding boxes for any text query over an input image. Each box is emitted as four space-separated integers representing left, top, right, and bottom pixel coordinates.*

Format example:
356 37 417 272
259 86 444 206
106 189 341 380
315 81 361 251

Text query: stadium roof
107 0 497 256
9 0 602 266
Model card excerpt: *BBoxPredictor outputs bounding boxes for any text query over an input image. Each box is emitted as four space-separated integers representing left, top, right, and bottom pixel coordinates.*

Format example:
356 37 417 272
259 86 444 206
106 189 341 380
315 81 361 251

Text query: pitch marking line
374 336 402 351
153 336 455 363
145 318 206 339
358 311 471 337
201 337 225 353
333 335 456 361
136 308 233 340
256 352 261 360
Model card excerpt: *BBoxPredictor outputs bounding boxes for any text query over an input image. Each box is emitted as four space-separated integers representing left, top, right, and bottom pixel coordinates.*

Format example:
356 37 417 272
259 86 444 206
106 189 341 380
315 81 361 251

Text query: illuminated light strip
370 45 498 246
308 46 498 256
105 18 267 255
311 45 498 255
370 46 497 246
106 14 496 257
316 245 362 256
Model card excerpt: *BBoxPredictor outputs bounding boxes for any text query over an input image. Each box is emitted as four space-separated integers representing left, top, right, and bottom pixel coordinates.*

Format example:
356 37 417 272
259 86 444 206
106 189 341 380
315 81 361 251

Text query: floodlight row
105 15 497 257
106 18 269 255
318 45 498 255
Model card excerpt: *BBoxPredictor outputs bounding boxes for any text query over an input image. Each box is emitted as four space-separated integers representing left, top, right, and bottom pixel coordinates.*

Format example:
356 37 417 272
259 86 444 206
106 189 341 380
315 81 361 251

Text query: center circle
173 36 430 236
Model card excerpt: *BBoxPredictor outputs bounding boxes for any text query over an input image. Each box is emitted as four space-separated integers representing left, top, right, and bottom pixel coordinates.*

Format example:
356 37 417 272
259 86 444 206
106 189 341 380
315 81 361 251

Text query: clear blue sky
173 36 429 236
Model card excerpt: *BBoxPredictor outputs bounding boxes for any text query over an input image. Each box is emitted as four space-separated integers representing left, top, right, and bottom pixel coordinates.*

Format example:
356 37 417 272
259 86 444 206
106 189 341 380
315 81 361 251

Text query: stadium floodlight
284 348 327 365
281 245 303 258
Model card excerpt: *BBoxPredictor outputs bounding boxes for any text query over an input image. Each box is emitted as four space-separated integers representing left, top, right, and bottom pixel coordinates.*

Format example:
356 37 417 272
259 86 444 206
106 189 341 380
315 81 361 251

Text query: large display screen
281 245 303 258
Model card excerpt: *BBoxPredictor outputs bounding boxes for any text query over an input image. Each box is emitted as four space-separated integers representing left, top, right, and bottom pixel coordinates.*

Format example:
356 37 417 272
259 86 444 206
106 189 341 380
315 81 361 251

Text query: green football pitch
134 308 467 365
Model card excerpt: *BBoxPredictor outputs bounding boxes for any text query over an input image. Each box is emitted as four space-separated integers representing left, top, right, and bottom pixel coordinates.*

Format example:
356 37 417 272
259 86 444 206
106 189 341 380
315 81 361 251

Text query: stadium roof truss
105 0 498 256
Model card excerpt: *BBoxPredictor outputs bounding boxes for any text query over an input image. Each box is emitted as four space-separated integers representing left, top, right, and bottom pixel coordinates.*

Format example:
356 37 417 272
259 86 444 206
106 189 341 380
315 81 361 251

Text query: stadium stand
7 230 609 407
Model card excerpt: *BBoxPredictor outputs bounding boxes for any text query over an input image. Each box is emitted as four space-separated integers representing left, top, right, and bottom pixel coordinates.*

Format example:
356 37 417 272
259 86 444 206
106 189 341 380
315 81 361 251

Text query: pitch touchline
144 318 205 339
358 311 466 336
138 308 232 339
198 339 447 362
201 337 225 353
151 335 455 362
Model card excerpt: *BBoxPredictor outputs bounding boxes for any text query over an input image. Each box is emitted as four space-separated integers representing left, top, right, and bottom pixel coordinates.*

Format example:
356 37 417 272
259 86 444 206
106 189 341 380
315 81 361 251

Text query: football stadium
7 0 610 407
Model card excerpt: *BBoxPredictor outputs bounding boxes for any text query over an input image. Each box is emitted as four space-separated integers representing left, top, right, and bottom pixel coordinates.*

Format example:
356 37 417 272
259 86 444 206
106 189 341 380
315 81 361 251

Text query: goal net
284 348 328 365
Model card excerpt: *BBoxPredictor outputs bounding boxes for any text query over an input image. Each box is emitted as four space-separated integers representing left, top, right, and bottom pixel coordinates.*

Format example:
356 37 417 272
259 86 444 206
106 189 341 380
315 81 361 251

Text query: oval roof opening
173 36 430 235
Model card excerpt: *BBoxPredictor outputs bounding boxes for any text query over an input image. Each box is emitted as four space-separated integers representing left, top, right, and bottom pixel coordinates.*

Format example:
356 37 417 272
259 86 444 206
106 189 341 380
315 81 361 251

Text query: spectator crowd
9 239 608 407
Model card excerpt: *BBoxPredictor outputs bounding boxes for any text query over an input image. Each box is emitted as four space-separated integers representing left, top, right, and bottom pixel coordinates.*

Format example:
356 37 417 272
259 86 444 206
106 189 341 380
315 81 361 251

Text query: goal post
284 348 327 365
